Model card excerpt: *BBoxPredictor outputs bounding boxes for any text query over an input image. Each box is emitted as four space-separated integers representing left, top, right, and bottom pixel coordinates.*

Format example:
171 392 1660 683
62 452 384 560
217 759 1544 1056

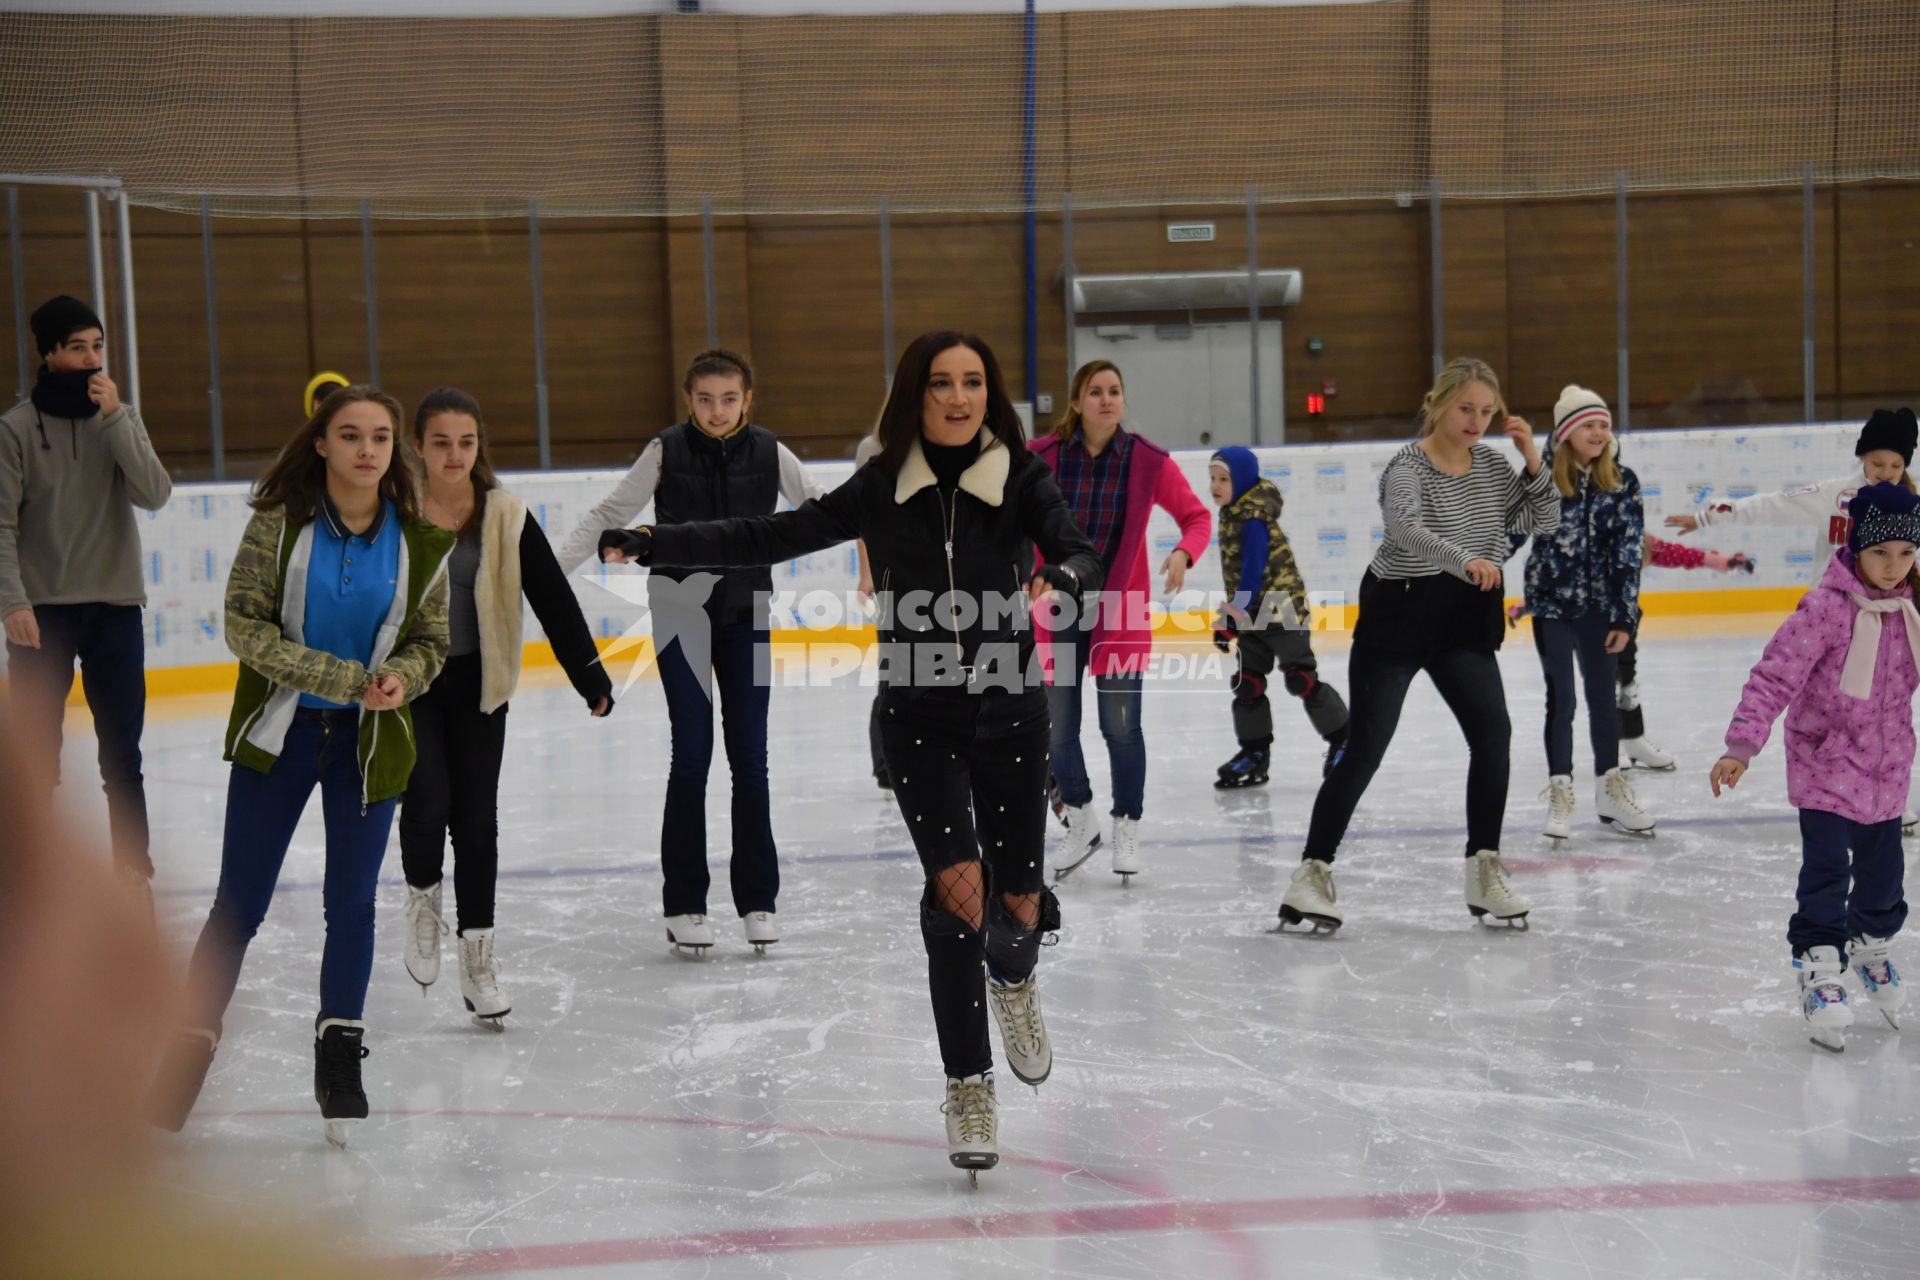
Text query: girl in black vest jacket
557 350 820 955
600 331 1103 1180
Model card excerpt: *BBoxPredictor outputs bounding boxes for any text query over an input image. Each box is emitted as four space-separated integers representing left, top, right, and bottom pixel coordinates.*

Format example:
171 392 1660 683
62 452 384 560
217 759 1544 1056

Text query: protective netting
0 3 1914 219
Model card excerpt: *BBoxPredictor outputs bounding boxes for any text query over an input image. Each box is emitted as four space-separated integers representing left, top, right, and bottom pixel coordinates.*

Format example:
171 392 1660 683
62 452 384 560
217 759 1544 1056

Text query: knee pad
1232 671 1267 706
1282 665 1318 699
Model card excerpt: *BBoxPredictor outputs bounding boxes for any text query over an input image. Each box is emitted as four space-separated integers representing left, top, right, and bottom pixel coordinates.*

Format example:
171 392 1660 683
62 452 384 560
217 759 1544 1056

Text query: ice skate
1541 775 1575 840
1052 803 1102 883
1214 746 1269 790
743 910 780 955
1465 850 1529 928
665 913 714 954
1109 816 1140 879
1277 858 1342 934
314 1018 370 1147
1848 934 1904 1030
1794 946 1854 1052
459 928 510 1029
147 1027 218 1132
1596 768 1656 837
1621 736 1677 772
942 1072 998 1183
986 970 1052 1086
403 880 448 991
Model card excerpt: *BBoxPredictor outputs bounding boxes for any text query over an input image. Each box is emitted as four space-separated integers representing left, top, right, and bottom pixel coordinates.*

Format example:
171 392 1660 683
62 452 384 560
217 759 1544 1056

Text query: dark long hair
874 331 1027 475
250 384 420 525
413 385 500 537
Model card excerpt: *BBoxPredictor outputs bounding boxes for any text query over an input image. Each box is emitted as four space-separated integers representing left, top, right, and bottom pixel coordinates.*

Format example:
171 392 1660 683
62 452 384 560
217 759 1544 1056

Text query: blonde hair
1051 359 1125 440
1551 435 1624 497
1418 357 1505 438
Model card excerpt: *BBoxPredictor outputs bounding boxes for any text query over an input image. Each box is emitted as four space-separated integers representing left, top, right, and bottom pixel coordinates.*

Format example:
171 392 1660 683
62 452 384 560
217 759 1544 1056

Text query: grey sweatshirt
0 398 173 616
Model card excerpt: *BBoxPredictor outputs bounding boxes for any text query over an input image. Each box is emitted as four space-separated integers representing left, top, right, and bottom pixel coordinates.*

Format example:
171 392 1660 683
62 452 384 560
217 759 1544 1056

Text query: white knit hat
1552 384 1612 447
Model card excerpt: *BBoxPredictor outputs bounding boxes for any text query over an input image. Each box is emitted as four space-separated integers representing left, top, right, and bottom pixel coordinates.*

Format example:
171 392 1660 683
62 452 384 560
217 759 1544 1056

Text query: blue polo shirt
299 495 403 710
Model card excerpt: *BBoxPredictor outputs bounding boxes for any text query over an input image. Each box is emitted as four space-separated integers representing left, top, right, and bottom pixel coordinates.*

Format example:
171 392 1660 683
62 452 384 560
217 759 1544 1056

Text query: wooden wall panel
1835 184 1920 409
743 217 886 456
1504 199 1618 419
889 215 1030 426
208 223 323 476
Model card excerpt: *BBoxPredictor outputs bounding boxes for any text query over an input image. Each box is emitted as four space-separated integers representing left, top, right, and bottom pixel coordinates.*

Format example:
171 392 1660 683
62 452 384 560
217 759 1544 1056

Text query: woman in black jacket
400 387 613 1029
600 331 1102 1181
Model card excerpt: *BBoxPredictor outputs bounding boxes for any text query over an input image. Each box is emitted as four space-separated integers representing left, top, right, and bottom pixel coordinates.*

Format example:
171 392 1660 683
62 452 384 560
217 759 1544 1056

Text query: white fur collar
893 429 1011 507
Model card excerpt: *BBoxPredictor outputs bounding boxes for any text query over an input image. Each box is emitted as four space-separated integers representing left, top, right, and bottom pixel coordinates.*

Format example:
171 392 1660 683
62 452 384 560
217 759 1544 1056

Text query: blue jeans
656 621 779 918
185 708 396 1032
1792 809 1908 956
5 602 151 874
1045 627 1146 820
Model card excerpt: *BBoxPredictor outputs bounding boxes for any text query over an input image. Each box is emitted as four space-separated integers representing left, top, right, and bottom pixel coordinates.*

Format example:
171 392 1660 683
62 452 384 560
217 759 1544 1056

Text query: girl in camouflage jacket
149 386 452 1147
1208 446 1350 788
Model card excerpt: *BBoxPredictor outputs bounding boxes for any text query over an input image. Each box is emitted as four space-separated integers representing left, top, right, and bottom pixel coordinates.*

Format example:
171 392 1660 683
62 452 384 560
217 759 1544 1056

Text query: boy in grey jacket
1 295 172 899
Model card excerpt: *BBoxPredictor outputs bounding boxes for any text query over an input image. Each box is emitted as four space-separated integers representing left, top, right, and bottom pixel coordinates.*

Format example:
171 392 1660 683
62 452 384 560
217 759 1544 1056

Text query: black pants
881 687 1050 1080
399 654 509 933
1303 642 1511 861
1792 809 1908 956
1232 626 1350 749
5 602 151 875
868 691 887 779
1532 615 1621 776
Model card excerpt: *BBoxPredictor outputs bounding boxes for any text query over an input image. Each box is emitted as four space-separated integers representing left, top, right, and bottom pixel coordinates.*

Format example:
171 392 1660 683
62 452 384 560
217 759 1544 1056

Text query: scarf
30 365 101 420
1840 591 1920 699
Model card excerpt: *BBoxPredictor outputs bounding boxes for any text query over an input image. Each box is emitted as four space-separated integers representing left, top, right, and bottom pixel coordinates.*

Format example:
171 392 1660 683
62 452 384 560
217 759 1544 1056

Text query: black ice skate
1214 746 1270 789
314 1018 371 1148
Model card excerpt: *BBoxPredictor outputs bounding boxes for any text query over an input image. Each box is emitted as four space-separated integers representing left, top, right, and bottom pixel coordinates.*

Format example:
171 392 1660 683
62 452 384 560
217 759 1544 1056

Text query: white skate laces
942 1072 998 1174
460 928 510 1026
1794 946 1854 1052
1597 769 1657 836
1465 850 1529 927
1110 816 1140 878
1542 776 1576 840
1847 934 1904 1029
986 971 1052 1086
1278 859 1342 933
404 882 448 989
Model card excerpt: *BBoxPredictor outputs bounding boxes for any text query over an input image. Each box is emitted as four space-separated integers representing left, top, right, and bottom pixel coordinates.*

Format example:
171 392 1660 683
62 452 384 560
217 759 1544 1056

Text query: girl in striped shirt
1279 358 1560 934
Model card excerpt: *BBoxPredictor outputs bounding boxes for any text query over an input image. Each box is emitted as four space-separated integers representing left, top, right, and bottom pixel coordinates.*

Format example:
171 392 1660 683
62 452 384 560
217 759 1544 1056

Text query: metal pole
1061 191 1076 380
84 191 105 323
1247 185 1261 446
360 198 380 385
111 191 139 409
0 173 122 191
701 197 718 349
879 196 894 391
8 187 27 403
529 198 551 470
1428 178 1444 381
200 195 225 480
1802 162 1817 423
1615 171 1630 432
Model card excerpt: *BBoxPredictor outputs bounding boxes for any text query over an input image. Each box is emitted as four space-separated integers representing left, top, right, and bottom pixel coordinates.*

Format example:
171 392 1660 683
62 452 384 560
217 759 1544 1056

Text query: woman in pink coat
1711 482 1916 1052
1031 360 1212 881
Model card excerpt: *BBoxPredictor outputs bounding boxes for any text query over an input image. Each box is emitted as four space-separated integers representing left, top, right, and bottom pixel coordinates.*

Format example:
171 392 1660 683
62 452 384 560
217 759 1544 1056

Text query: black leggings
1532 615 1621 776
1303 643 1511 862
880 688 1050 1080
399 654 509 932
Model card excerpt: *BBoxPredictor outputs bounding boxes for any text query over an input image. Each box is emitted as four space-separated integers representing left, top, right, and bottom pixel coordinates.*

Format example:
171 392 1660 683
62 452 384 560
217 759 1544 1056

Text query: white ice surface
85 627 1920 1278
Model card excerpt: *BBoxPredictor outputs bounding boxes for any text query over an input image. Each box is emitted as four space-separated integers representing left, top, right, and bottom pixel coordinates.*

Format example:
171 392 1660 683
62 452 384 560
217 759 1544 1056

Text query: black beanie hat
1854 407 1918 466
29 294 103 359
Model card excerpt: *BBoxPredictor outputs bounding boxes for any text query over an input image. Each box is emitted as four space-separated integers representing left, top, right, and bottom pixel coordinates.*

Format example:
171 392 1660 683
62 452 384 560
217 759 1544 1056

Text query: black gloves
597 527 652 564
1213 607 1239 653
1032 563 1081 600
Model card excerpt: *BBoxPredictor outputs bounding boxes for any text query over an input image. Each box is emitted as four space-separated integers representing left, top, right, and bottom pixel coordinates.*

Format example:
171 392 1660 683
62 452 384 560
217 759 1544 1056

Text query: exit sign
1166 223 1216 243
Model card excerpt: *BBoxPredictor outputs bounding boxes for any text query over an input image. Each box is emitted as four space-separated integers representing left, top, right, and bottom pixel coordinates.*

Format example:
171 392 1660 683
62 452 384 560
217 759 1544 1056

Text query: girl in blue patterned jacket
1524 385 1656 841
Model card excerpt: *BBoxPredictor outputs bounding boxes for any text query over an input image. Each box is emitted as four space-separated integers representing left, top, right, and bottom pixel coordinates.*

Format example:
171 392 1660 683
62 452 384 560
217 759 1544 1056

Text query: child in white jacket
1666 408 1915 569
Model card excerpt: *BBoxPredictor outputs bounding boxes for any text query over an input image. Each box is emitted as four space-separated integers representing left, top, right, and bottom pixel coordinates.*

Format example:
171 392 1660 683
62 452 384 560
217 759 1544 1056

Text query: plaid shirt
1053 427 1133 568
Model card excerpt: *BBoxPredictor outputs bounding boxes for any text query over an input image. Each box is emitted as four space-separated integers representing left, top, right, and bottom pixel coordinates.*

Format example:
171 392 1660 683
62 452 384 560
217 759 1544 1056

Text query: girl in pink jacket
1031 361 1212 882
1711 483 1915 1052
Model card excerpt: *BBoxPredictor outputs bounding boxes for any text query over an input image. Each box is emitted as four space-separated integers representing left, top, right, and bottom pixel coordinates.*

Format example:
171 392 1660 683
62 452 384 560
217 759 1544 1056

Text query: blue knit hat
1848 482 1920 555
1210 446 1262 504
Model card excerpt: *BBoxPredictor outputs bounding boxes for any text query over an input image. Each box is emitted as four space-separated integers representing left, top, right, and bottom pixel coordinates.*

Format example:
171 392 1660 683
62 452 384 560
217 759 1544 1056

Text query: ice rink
88 620 1919 1277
